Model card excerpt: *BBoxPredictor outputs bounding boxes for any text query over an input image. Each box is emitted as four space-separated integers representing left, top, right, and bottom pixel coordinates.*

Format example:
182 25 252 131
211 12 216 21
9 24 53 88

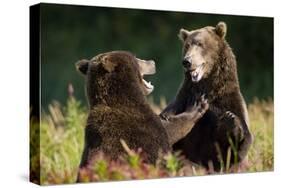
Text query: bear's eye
184 43 190 50
194 41 203 47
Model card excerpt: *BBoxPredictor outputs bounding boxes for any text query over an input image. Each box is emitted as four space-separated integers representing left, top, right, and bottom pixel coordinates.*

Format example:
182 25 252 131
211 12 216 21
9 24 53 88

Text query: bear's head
76 51 155 105
178 22 227 82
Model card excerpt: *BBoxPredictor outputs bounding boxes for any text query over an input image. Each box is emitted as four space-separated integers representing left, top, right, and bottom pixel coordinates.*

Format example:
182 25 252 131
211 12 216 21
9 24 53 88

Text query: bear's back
87 104 170 163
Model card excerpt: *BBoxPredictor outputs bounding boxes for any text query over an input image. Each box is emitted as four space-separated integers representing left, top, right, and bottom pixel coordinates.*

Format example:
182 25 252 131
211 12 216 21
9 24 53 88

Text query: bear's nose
182 59 192 69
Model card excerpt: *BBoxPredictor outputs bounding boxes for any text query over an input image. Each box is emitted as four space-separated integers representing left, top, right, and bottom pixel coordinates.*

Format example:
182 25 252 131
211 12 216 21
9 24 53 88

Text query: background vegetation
40 3 273 107
31 95 273 185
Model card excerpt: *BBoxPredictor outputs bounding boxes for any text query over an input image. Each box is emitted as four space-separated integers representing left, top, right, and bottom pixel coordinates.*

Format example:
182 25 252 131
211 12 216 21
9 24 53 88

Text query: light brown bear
160 22 253 171
76 51 208 181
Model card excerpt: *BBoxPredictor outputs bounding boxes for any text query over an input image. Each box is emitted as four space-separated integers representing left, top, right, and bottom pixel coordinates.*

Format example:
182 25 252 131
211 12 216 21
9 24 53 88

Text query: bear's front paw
159 113 170 121
187 95 209 112
225 111 236 119
219 111 244 141
198 95 209 114
186 95 209 120
220 111 236 124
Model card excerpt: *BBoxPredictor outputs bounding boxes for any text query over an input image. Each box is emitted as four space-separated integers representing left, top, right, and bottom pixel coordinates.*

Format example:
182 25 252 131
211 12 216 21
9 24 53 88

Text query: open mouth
189 63 205 82
137 58 156 95
142 77 154 93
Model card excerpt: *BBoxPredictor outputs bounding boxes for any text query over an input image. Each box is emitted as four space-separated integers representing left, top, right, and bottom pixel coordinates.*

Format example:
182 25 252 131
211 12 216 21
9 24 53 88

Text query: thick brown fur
160 22 253 171
79 51 169 165
76 51 208 181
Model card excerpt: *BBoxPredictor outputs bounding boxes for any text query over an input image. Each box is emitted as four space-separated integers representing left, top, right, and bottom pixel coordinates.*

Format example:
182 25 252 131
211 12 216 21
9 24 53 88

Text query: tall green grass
30 96 273 185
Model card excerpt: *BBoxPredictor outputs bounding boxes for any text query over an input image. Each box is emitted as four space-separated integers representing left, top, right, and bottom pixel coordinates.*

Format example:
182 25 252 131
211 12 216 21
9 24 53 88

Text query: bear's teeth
142 79 153 89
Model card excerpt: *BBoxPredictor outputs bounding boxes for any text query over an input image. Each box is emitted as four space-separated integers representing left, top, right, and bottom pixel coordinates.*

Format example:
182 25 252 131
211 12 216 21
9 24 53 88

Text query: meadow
30 94 273 185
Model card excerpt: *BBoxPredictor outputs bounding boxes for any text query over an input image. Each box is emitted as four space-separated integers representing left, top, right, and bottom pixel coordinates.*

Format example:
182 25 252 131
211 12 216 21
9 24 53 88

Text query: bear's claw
225 111 236 119
160 113 170 121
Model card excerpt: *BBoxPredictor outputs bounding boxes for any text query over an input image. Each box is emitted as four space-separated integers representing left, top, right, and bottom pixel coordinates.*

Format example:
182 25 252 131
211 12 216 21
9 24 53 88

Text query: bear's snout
182 58 192 69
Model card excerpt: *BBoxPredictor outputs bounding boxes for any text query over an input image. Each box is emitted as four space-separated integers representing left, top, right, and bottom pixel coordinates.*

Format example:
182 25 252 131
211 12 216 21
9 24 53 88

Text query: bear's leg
161 96 209 145
215 111 253 166
160 99 184 120
160 93 203 119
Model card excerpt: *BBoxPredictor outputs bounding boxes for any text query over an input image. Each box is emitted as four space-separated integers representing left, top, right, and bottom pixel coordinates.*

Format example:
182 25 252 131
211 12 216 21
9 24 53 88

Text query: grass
30 95 273 185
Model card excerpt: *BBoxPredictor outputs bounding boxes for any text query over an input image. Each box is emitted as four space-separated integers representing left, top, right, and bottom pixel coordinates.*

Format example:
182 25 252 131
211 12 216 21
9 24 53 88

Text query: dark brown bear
76 51 208 181
160 22 253 171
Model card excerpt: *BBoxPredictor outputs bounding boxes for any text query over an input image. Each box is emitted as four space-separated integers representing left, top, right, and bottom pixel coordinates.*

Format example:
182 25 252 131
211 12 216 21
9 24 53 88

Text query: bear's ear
76 59 90 75
178 28 190 42
215 21 227 39
101 56 118 73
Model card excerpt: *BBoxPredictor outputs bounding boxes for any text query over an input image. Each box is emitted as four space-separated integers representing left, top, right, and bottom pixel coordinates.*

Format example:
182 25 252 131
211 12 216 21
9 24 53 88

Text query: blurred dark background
40 3 273 107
